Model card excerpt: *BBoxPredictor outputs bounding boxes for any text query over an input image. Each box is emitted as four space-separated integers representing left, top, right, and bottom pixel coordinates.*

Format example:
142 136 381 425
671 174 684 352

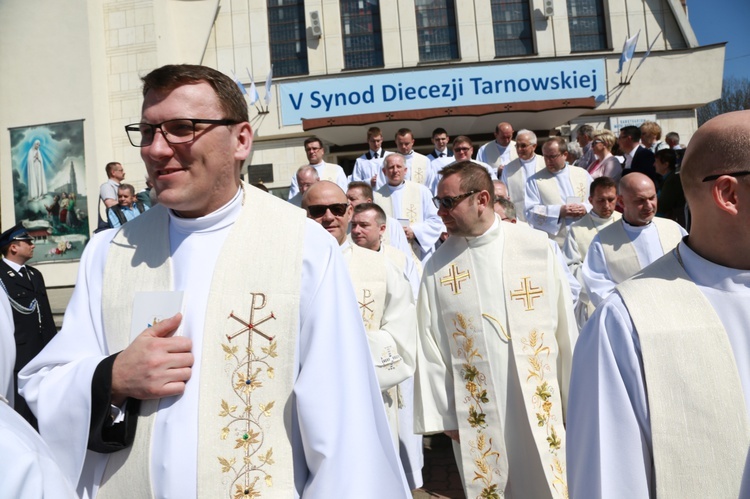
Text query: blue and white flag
617 31 640 74
246 69 259 105
264 65 273 106
231 70 247 96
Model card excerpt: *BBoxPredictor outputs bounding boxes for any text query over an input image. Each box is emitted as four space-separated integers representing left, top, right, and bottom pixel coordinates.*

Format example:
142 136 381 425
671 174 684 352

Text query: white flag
264 65 273 106
617 31 640 74
245 68 259 105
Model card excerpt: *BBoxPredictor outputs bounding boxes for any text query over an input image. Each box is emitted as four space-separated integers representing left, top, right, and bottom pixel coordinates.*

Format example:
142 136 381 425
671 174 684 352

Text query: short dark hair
118 183 136 196
347 181 373 201
590 176 617 196
620 125 641 142
105 162 121 177
439 161 493 195
655 148 677 171
666 131 680 143
395 128 413 139
141 64 248 123
577 125 594 140
452 135 473 148
543 136 569 154
353 202 387 225
367 127 382 140
304 136 323 149
431 127 448 137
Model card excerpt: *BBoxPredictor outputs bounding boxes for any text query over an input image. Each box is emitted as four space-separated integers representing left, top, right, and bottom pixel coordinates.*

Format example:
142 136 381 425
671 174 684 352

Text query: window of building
567 0 607 52
490 0 534 57
267 0 309 77
415 0 459 62
340 0 384 69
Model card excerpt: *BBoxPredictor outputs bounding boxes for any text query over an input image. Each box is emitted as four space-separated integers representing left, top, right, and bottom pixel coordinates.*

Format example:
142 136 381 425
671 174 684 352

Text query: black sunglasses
702 170 750 182
432 190 478 210
306 203 349 218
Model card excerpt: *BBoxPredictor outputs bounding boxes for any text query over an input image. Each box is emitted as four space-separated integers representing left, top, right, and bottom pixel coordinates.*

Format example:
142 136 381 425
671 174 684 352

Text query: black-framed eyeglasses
432 190 479 210
124 118 240 147
702 170 750 182
453 147 471 153
543 153 562 160
306 203 349 218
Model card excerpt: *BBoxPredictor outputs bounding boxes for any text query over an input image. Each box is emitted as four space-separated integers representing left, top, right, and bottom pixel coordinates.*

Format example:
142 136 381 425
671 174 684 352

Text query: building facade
0 0 723 289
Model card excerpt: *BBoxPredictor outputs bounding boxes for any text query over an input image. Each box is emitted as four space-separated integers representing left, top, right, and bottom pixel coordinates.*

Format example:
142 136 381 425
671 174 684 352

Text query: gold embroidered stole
617 251 750 498
506 156 544 223
383 244 406 274
536 166 589 245
433 224 568 498
375 181 424 261
409 154 430 186
99 185 303 498
600 218 684 284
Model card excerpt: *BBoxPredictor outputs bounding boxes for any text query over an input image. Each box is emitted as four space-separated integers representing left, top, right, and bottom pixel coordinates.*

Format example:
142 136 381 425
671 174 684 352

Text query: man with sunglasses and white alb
414 161 578 499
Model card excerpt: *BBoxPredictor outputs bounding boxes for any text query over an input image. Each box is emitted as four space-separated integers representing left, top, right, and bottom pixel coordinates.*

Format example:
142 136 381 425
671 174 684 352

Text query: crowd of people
2 63 748 499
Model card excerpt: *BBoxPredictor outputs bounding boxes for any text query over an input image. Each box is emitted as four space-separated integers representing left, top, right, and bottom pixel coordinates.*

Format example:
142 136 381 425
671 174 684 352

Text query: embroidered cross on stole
433 224 568 499
375 181 424 263
409 155 429 186
99 184 303 498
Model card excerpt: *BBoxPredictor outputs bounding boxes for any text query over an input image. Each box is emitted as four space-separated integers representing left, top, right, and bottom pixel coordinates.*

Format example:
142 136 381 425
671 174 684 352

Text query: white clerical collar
678 240 750 291
339 240 351 253
549 164 570 177
403 151 414 157
520 155 537 165
465 216 500 248
386 182 405 192
2 258 24 273
169 187 242 234
495 142 508 152
590 211 613 222
309 161 324 168
622 217 654 234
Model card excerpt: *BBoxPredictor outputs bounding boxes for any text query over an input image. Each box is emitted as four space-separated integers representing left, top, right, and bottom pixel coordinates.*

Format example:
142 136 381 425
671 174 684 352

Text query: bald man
568 111 750 497
581 172 686 307
288 165 319 207
476 121 517 172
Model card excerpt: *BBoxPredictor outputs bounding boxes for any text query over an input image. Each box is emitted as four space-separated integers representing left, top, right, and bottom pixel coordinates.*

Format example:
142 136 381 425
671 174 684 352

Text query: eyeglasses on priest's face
306 203 349 218
432 190 479 210
125 118 240 147
702 170 750 182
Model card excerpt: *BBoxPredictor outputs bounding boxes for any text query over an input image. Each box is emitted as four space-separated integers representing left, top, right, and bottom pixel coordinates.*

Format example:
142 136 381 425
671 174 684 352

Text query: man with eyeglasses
567 111 750 498
287 165 319 207
525 137 594 248
302 181 419 489
374 153 444 265
20 64 410 498
415 161 577 499
476 121 518 173
581 172 686 308
286 136 346 200
500 129 545 223
0 224 57 429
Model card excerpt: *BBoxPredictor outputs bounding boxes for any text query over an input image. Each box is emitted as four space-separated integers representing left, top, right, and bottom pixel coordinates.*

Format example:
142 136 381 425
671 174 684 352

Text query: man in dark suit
0 223 57 428
618 125 657 181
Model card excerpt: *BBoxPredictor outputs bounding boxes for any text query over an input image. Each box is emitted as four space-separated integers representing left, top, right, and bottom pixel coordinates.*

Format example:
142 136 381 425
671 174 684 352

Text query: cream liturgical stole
618 251 750 499
376 181 424 261
600 218 683 284
318 162 339 183
433 224 568 499
506 156 544 223
484 141 518 170
571 212 620 264
99 184 303 499
409 154 430 186
536 166 590 245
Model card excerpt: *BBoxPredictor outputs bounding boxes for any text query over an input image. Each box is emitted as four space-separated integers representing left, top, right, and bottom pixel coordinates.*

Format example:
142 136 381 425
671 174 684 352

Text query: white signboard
609 114 657 134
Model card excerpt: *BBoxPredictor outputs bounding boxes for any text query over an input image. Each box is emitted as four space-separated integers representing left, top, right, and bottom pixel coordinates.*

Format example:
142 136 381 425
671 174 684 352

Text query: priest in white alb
302 181 419 488
501 129 544 223
476 121 518 174
374 153 444 264
562 176 621 326
525 137 593 248
19 64 410 499
286 136 347 199
395 128 436 190
287 165 318 208
582 172 686 307
567 109 750 499
415 161 578 499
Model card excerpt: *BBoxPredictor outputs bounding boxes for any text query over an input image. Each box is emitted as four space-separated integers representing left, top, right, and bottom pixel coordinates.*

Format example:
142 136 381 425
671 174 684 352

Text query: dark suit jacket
622 145 657 181
0 259 57 428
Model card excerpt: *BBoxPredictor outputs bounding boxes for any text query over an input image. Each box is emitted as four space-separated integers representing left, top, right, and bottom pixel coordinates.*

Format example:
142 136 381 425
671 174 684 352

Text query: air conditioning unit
544 0 555 17
310 11 322 38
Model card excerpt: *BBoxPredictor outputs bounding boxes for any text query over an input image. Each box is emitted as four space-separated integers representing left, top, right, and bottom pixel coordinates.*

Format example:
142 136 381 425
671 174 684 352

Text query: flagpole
627 31 662 85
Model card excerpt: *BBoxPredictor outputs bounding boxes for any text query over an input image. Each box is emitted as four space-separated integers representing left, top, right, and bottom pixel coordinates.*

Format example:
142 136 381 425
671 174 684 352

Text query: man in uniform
567 109 750 499
562 176 621 326
286 136 346 199
0 224 57 428
525 137 593 247
415 161 577 499
582 172 686 307
20 64 409 498
477 121 517 174
501 129 545 223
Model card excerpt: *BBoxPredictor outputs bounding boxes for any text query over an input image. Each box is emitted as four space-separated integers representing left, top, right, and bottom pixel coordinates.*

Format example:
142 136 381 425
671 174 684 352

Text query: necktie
19 267 29 280
439 152 444 157
373 152 379 159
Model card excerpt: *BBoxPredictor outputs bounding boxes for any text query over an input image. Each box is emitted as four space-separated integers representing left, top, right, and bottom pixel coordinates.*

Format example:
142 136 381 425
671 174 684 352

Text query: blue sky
689 0 750 80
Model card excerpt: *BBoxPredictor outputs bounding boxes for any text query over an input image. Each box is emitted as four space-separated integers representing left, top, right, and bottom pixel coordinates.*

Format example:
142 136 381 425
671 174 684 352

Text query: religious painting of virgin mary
9 120 90 263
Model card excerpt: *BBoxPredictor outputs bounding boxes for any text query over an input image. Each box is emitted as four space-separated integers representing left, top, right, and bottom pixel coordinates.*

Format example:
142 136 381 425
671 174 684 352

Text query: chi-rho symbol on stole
510 276 544 311
358 289 376 329
440 263 471 295
220 292 280 498
406 204 418 224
